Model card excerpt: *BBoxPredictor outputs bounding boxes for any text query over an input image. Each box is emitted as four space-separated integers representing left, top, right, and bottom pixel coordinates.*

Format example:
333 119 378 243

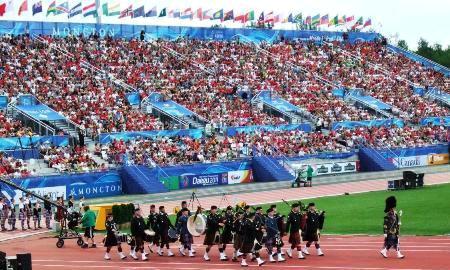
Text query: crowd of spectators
40 145 104 173
0 111 34 138
0 152 34 178
99 125 449 166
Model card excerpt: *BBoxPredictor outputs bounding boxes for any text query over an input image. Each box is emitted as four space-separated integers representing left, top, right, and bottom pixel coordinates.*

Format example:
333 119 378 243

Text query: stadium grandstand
0 0 449 269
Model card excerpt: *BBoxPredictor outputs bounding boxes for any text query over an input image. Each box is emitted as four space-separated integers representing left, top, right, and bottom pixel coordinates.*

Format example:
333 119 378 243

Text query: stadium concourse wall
0 20 380 43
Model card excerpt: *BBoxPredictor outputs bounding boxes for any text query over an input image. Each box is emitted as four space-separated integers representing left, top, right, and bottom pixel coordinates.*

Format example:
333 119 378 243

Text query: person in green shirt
306 165 314 187
80 205 97 248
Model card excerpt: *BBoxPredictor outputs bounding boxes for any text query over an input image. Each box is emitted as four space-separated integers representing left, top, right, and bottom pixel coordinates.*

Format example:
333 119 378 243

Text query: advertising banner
98 129 203 144
392 153 449 168
0 95 7 109
180 173 228 189
226 170 253 185
291 161 358 176
427 153 449 165
15 104 66 121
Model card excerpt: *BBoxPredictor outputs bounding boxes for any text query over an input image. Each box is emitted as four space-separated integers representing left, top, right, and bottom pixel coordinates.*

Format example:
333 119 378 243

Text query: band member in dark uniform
156 206 174 257
0 197 7 231
380 196 404 259
25 193 32 229
253 207 265 261
265 208 285 262
241 212 265 267
33 202 42 230
175 201 195 254
232 211 245 262
203 205 226 261
146 204 158 253
302 203 324 256
104 213 127 260
271 204 286 255
176 208 195 257
18 197 26 230
43 195 52 229
285 203 305 259
219 206 234 259
130 208 147 261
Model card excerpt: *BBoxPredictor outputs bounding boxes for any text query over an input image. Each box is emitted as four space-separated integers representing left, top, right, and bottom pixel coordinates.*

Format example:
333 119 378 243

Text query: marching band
100 200 326 267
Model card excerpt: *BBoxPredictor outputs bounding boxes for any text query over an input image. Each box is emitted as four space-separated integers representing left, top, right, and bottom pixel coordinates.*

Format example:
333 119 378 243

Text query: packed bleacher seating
0 152 31 178
0 111 34 138
40 145 103 173
99 125 449 166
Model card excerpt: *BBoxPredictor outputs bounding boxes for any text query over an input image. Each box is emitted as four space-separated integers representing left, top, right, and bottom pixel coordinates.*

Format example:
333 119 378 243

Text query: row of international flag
0 1 372 29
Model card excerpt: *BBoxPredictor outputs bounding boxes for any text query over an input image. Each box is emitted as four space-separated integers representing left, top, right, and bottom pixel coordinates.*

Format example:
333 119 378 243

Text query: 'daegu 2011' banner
180 173 228 189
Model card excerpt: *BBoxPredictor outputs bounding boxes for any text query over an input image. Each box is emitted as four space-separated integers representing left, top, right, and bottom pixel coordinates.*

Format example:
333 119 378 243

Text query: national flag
196 8 202 20
159 8 166 17
338 15 346 25
56 1 69 14
168 9 180 18
305 15 311 25
352 16 363 30
83 2 97 17
68 2 81 18
257 12 264 23
294 13 302 23
119 4 132 18
5 0 14 13
273 14 281 23
320 14 329 25
132 5 144 18
234 12 246 23
46 0 56 15
223 10 233 21
32 1 42 15
282 13 292 23
180 8 193 19
145 6 157 17
0 3 6 16
247 10 254 21
346 15 355 23
202 9 212 20
102 2 120 17
363 18 372 28
211 9 223 20
311 14 320 25
264 11 274 23
329 15 338 26
18 0 28 16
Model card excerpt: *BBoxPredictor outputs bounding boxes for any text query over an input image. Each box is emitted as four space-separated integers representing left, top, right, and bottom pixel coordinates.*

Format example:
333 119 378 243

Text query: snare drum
168 228 179 243
116 233 128 243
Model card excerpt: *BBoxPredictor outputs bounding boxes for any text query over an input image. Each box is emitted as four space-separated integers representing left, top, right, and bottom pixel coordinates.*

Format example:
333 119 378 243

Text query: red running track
0 234 449 270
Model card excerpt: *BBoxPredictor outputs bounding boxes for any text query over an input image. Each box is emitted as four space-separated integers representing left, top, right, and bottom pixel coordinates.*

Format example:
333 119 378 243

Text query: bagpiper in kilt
219 206 234 258
302 202 324 256
203 205 226 261
156 206 175 257
8 199 16 231
265 207 286 263
146 204 158 253
130 208 147 261
240 212 265 267
285 203 305 259
0 197 7 231
253 207 266 260
380 196 405 259
33 202 42 230
232 211 245 262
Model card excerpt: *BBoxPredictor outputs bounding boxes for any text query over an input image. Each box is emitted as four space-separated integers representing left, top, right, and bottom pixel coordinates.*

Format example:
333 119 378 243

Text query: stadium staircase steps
120 165 168 194
52 120 93 145
252 156 296 182
358 147 397 171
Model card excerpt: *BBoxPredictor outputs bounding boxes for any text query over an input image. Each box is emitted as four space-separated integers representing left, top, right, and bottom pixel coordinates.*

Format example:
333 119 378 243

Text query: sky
254 0 450 49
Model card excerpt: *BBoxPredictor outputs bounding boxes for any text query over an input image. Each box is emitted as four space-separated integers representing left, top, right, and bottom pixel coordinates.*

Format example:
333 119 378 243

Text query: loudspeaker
403 171 416 181
417 173 425 187
16 253 31 270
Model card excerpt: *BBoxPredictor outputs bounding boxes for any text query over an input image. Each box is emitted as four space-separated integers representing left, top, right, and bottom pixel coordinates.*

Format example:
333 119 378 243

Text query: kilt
265 236 276 249
159 230 170 244
220 229 233 244
152 233 160 245
303 230 319 242
19 211 26 221
203 231 219 246
104 234 118 247
384 234 399 248
288 231 301 246
8 213 16 225
233 234 243 250
241 241 254 254
180 233 193 245
26 209 32 218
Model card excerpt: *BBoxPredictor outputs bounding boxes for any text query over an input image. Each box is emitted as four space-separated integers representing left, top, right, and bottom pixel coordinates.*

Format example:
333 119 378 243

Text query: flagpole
95 0 101 24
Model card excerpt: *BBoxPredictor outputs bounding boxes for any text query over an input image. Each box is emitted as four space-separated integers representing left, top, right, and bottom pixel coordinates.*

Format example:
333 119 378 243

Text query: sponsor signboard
291 161 358 176
227 170 253 185
392 153 449 168
427 153 449 166
180 173 228 189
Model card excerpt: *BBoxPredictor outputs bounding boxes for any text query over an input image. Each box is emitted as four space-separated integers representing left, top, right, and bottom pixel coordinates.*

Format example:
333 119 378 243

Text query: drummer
104 213 127 260
176 208 194 257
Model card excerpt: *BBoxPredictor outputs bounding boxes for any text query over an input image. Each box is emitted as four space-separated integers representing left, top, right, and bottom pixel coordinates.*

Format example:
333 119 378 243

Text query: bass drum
187 214 207 237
